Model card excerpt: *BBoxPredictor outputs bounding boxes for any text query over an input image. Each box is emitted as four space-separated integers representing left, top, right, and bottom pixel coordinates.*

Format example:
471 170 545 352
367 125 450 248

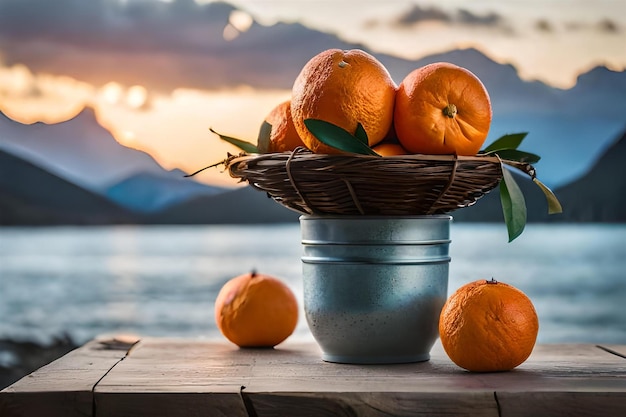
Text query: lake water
1 223 625 347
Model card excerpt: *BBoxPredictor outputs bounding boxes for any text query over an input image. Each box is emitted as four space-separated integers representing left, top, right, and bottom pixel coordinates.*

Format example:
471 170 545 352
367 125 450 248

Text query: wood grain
2 338 625 417
0 336 137 417
597 344 626 359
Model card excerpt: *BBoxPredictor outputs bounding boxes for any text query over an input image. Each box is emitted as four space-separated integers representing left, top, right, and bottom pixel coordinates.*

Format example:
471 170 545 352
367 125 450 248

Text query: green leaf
257 121 272 153
210 128 259 153
500 166 527 242
487 149 541 164
304 119 379 156
354 122 369 145
533 178 563 214
483 132 528 153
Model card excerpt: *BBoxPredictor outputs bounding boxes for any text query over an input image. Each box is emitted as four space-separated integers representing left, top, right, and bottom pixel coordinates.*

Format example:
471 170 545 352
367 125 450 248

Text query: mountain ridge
551 130 626 222
0 107 172 190
0 149 298 225
106 171 227 213
2 125 624 226
3 43 624 188
453 128 626 223
0 149 137 225
0 106 229 212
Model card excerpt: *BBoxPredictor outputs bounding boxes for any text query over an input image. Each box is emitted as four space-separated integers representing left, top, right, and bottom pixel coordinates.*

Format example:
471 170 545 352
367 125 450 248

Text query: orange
372 143 409 156
439 278 539 372
214 271 298 348
260 100 307 153
394 62 492 156
291 49 397 154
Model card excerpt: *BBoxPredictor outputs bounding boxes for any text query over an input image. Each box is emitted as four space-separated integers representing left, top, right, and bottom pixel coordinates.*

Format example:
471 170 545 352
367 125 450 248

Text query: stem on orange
443 103 457 118
487 278 498 284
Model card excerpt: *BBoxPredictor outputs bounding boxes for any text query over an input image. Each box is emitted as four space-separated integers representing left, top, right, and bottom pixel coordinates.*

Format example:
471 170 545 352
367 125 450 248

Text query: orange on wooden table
394 62 492 156
214 271 298 348
291 48 397 154
260 100 307 153
439 278 539 372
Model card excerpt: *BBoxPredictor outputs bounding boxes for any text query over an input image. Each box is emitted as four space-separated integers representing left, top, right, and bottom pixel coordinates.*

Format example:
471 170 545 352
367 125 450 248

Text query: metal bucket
300 215 451 364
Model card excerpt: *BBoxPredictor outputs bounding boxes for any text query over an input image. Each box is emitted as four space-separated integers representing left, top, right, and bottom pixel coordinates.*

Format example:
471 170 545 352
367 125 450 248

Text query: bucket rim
299 214 452 221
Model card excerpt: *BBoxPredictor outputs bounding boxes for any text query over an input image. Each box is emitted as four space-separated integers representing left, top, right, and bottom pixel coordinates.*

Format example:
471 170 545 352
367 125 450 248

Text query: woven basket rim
225 149 505 166
222 149 528 216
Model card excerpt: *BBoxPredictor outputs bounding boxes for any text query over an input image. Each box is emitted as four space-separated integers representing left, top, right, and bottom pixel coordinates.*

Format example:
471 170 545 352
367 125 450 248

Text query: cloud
456 9 502 27
546 18 620 34
0 63 94 122
390 4 506 29
390 5 619 37
0 0 273 91
597 19 619 33
392 5 451 26
0 0 361 92
0 0 235 52
535 19 553 33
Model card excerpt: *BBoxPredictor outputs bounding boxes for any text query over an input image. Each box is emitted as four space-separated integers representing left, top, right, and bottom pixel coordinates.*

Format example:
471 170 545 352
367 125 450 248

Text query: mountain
3 123 623 226
105 170 227 212
0 107 173 191
147 186 300 224
0 150 136 225
566 65 626 117
0 107 230 213
551 130 626 222
450 170 548 223
0 148 296 225
453 129 626 223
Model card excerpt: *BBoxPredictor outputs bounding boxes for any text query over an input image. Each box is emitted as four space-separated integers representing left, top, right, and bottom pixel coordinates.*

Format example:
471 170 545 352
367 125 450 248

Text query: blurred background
1 0 625 388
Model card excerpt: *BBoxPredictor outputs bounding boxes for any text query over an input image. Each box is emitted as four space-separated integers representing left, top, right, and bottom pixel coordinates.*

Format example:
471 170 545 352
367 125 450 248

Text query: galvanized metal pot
300 215 451 364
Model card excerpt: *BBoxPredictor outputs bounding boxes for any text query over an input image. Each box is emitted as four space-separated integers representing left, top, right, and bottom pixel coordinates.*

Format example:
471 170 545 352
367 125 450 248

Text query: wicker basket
225 148 512 216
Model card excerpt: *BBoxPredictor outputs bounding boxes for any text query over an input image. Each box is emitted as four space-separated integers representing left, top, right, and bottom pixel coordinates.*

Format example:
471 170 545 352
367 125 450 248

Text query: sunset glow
95 87 291 187
0 64 93 124
1 0 624 187
126 86 148 109
101 83 124 106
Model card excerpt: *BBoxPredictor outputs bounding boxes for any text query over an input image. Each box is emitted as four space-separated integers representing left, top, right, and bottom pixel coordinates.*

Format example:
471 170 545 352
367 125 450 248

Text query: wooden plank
247 392 499 417
241 343 626 417
0 336 138 417
497 392 626 417
95 393 246 417
493 344 626 417
92 339 626 417
238 343 499 416
597 344 626 359
246 392 499 417
94 339 248 417
5 338 626 417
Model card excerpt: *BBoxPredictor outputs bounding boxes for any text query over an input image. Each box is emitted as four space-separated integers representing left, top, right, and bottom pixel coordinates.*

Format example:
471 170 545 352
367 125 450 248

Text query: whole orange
291 49 397 154
394 62 492 156
260 100 307 153
214 271 298 348
439 278 538 372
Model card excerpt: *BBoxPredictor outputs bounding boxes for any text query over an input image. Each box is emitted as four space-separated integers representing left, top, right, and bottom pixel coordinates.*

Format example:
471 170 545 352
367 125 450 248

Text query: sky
223 0 626 85
0 0 625 186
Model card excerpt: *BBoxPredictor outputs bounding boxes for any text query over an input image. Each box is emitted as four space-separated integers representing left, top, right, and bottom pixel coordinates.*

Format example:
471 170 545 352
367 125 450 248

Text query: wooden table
1 336 625 417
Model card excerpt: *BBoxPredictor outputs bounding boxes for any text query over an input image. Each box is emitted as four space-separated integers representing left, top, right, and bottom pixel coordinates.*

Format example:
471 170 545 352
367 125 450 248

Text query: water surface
1 223 624 345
